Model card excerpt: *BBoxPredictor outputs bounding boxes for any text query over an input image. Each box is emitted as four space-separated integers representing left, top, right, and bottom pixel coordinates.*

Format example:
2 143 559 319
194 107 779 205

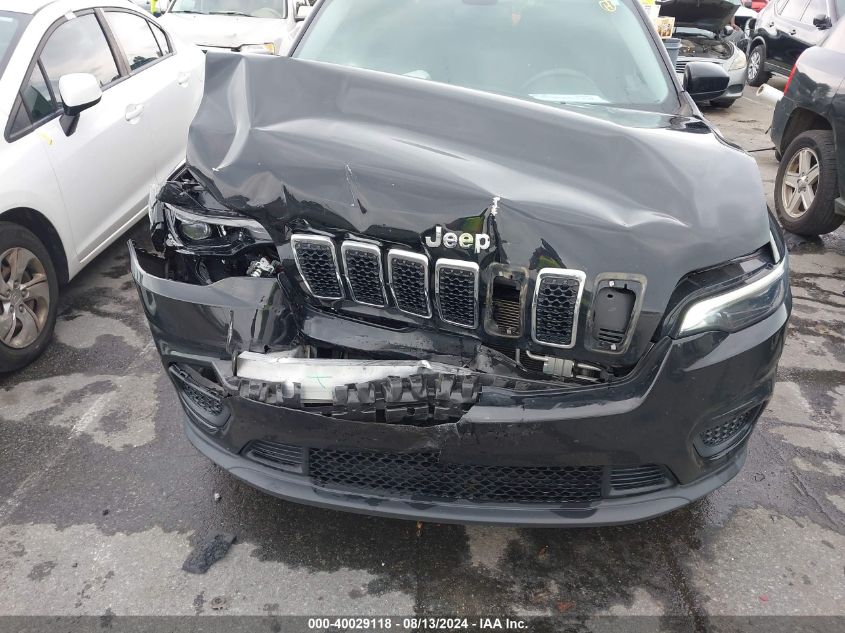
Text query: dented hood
185 53 770 356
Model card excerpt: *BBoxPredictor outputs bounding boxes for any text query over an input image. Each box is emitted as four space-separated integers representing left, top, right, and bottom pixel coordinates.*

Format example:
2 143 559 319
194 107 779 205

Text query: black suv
131 0 790 526
746 0 841 86
771 18 845 234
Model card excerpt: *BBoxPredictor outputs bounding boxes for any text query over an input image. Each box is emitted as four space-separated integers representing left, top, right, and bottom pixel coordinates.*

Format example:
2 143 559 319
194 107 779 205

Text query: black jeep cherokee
131 0 790 526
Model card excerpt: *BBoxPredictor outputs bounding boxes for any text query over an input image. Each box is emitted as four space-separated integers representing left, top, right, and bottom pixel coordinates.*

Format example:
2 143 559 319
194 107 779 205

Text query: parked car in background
660 0 749 107
157 0 313 55
746 0 841 86
743 0 769 12
0 0 204 371
131 0 789 526
771 17 844 235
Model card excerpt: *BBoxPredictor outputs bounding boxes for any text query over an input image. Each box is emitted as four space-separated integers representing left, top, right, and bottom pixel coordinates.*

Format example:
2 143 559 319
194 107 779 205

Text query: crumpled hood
158 13 286 49
660 0 740 31
185 53 770 361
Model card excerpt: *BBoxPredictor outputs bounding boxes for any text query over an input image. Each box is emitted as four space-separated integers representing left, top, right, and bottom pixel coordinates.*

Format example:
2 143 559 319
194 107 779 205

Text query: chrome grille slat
387 249 431 318
531 269 586 349
435 259 479 328
341 241 387 307
290 234 344 300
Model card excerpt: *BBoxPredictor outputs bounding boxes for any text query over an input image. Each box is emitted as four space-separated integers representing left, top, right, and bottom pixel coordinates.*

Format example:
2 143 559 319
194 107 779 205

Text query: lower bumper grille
240 441 672 504
309 449 603 503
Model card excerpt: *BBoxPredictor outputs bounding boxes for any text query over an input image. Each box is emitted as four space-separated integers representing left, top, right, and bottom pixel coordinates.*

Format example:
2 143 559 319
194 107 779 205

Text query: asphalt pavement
0 85 843 626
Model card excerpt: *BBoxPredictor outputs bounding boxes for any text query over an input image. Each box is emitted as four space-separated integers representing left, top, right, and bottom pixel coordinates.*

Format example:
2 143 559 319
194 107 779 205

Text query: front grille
609 465 669 492
532 269 585 349
245 440 305 473
388 250 431 317
435 260 479 328
309 449 603 503
290 233 590 349
342 241 386 306
291 235 343 299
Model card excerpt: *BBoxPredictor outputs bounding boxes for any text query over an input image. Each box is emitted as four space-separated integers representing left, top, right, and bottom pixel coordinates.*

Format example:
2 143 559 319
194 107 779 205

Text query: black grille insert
436 261 478 328
388 250 430 317
292 235 343 299
245 440 305 473
342 242 386 306
609 465 670 494
701 409 757 446
533 269 585 348
169 364 228 428
695 406 760 458
309 449 604 503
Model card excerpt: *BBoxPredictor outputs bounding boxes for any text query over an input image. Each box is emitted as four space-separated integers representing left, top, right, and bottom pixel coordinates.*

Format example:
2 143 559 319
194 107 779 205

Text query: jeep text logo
425 226 491 254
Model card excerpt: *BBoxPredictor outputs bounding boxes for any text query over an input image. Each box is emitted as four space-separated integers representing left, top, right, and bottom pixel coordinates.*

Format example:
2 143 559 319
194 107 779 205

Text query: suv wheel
746 44 770 87
0 222 59 372
775 130 843 236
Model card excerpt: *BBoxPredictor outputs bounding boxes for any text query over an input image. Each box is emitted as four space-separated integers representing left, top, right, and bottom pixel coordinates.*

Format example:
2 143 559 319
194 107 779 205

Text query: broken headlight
153 177 272 251
678 254 788 337
165 205 272 249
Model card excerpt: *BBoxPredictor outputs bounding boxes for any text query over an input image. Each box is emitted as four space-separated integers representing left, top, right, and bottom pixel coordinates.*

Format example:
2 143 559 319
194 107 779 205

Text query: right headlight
728 48 747 71
678 256 788 336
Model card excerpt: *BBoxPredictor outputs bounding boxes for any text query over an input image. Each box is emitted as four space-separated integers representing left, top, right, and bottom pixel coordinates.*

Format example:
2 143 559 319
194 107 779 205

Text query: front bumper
130 243 789 526
680 58 747 102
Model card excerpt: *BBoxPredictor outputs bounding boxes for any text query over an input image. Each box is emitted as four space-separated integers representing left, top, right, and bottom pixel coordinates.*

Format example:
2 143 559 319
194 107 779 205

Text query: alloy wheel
0 247 50 349
748 49 761 80
781 148 820 219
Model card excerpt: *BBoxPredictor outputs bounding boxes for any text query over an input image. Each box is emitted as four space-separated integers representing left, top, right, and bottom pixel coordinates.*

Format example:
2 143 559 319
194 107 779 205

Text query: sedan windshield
169 0 287 19
293 0 675 113
0 11 29 80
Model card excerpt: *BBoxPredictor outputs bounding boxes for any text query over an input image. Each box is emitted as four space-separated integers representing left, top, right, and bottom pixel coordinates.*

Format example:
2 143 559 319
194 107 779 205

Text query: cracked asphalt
0 85 843 624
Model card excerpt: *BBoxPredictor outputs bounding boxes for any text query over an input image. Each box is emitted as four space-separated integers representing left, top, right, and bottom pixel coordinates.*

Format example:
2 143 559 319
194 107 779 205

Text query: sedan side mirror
295 3 312 21
684 61 730 102
58 73 102 136
812 14 832 29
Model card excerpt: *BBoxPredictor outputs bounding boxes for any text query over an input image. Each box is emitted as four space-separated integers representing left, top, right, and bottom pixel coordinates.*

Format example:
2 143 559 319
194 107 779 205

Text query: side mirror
684 61 730 101
812 14 831 29
58 73 102 135
295 4 312 21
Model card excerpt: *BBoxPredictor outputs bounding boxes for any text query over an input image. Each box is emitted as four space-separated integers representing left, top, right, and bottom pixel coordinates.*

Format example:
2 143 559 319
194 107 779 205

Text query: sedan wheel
0 247 51 348
780 148 819 219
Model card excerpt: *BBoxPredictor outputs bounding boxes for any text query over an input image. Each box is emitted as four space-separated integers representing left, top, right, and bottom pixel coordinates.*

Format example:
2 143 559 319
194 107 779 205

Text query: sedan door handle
176 71 190 87
125 103 144 123
789 28 797 35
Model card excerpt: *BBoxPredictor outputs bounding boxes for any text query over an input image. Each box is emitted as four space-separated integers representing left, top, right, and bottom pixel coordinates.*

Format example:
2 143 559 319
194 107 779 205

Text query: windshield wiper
210 11 254 16
171 10 205 14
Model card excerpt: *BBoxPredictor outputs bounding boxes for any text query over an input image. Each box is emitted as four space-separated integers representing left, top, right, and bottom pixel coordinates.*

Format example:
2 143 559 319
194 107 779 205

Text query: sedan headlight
240 42 276 54
728 49 747 71
679 256 788 336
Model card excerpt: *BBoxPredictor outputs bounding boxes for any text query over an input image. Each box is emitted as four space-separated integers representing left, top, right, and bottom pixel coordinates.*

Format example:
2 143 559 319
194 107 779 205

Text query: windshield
169 0 287 18
0 11 28 81
293 0 675 113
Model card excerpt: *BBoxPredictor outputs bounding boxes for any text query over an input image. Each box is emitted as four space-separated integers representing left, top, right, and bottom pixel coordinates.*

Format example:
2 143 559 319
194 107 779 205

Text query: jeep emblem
425 226 491 254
